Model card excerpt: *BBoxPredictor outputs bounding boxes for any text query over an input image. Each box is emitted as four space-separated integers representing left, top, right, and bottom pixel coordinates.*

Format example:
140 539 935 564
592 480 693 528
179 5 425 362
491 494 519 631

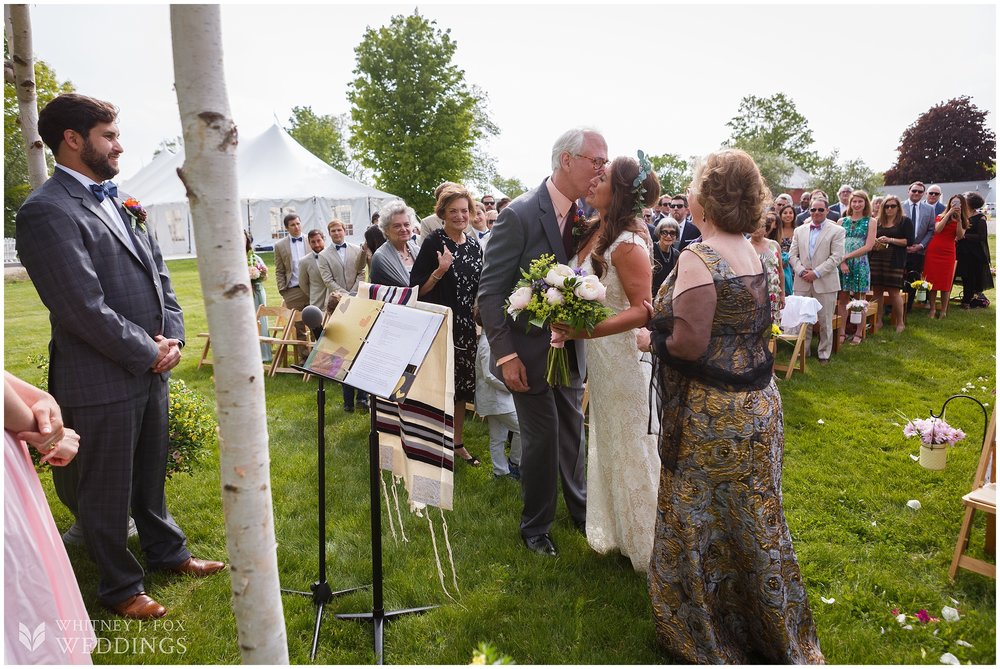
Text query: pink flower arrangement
903 417 966 446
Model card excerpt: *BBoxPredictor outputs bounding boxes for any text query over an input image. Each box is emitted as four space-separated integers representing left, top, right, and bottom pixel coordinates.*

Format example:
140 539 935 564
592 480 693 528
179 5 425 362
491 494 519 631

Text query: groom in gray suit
16 94 224 620
478 127 608 556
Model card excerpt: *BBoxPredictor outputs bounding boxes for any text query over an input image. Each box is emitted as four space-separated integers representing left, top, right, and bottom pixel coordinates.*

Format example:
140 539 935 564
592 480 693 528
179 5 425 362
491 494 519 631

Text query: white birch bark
169 5 288 664
4 4 48 190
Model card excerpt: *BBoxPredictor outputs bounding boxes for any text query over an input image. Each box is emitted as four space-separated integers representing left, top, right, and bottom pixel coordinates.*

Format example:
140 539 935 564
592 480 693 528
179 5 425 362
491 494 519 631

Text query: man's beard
81 139 119 181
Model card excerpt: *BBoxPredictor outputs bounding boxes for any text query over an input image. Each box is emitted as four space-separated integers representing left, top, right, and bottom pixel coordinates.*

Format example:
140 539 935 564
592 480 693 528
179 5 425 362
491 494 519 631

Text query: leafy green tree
347 10 497 215
285 105 351 174
4 56 73 236
884 96 996 185
809 150 884 199
648 152 693 198
492 175 527 200
725 93 819 172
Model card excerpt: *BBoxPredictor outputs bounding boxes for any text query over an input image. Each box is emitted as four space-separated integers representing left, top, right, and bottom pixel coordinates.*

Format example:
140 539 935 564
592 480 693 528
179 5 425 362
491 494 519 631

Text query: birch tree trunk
4 4 48 190
169 5 288 664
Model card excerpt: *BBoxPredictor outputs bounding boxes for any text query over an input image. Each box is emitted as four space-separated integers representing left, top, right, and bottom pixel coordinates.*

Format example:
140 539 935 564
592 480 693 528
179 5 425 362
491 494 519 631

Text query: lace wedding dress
576 231 660 572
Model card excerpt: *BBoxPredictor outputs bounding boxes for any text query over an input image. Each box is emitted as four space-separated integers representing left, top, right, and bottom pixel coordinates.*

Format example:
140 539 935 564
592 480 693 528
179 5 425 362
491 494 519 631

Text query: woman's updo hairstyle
690 149 771 235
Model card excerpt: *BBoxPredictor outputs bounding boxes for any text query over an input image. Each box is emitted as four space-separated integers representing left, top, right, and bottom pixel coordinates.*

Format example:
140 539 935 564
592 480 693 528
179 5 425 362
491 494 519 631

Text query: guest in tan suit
317 219 364 297
273 213 309 310
788 197 846 364
297 229 329 310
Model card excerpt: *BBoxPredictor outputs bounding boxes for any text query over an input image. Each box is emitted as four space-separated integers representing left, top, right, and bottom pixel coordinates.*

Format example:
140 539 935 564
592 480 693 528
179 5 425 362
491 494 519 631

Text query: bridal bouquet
248 249 268 283
505 253 612 387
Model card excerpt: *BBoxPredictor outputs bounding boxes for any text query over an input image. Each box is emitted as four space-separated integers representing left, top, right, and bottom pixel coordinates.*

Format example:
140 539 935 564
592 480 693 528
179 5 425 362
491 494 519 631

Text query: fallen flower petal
910 454 920 461
820 596 835 604
940 652 960 665
916 609 931 623
941 606 960 622
907 500 922 510
896 614 907 624
902 624 913 630
956 640 973 648
949 597 959 605
817 419 825 425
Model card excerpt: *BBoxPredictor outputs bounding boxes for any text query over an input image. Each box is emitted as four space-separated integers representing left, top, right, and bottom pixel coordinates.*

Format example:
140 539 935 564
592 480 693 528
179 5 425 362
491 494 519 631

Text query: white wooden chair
949 405 997 580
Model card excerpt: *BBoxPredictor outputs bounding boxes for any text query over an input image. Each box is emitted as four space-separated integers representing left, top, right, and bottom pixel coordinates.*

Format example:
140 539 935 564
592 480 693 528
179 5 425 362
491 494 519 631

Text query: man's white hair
550 126 601 171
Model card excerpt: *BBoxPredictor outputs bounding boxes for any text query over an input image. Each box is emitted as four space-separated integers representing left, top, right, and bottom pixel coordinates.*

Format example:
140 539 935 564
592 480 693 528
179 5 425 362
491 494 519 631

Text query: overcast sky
23 1 997 189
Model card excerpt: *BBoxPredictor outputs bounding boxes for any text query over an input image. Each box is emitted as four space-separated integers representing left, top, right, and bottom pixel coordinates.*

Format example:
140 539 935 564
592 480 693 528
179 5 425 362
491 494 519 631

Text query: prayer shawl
357 281 455 511
370 240 421 288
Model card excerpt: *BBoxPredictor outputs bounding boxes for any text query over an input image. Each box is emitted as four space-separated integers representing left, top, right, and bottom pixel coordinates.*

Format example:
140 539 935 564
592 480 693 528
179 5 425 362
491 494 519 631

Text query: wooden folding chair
197 304 292 369
949 405 997 580
770 322 809 380
268 309 313 377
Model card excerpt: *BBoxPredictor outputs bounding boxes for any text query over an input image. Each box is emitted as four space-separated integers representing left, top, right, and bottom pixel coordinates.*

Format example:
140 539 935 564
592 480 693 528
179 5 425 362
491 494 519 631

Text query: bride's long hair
580 156 660 279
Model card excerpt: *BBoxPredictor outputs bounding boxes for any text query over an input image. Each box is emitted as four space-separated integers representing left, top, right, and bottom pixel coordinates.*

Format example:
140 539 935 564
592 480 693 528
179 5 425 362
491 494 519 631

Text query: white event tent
120 123 396 256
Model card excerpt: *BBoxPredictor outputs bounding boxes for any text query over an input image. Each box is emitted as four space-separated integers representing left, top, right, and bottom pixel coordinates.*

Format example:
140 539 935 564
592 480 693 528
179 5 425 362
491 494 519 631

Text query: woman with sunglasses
870 195 914 332
652 218 680 295
923 194 969 319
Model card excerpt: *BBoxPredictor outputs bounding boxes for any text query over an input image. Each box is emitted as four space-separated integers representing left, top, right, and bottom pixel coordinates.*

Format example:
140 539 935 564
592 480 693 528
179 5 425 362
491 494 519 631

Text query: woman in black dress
870 194 914 332
410 184 484 466
956 191 993 308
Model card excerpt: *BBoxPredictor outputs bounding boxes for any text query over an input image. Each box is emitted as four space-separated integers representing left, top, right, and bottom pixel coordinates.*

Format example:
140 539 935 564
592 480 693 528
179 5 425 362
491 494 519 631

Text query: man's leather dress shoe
105 592 167 620
523 533 558 556
167 556 226 577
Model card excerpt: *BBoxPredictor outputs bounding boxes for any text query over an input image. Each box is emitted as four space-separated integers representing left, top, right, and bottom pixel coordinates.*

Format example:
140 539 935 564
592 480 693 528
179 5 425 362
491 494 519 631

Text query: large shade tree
884 96 996 185
724 93 820 173
285 105 351 174
347 10 496 216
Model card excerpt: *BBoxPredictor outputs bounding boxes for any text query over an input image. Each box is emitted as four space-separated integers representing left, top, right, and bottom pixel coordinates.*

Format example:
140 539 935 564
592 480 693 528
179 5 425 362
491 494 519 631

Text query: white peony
574 274 607 302
506 286 533 314
544 264 576 288
545 287 564 305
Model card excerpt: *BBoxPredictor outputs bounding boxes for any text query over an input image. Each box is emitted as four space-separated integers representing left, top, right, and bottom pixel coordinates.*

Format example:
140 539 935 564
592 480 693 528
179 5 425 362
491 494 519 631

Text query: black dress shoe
523 533 558 556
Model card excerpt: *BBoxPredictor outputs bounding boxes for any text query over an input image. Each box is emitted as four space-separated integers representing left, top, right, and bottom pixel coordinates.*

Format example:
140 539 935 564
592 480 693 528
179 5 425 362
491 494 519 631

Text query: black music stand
334 399 437 664
281 369 369 661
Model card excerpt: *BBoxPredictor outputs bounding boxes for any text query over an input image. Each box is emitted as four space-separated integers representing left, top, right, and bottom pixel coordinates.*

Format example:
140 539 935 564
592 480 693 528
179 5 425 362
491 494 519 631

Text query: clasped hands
152 335 182 373
18 394 79 466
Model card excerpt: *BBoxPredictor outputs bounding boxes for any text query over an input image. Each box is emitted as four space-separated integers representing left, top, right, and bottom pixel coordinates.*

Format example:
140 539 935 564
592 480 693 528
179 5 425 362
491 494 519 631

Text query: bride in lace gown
553 155 662 572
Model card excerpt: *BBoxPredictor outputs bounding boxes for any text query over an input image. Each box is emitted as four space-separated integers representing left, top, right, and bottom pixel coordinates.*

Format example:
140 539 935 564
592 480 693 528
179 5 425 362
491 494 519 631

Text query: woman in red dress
922 194 969 319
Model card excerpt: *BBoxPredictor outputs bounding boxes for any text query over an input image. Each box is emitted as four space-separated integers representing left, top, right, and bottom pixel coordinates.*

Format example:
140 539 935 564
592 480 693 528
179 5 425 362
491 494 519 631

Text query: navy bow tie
89 182 118 203
336 243 347 250
291 237 303 243
478 231 488 239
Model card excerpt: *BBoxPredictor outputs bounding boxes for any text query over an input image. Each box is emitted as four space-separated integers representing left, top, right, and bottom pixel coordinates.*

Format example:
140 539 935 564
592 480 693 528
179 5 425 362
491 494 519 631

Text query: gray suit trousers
57 374 190 604
512 381 587 537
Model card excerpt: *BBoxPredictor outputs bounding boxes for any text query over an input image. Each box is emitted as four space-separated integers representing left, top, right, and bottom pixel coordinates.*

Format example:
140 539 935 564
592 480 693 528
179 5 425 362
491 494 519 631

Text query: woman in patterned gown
637 149 824 664
552 154 662 572
410 184 484 466
835 190 876 346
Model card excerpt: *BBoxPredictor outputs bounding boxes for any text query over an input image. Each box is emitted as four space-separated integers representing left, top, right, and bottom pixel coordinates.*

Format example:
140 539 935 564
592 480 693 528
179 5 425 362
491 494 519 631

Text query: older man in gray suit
478 127 608 556
16 94 224 620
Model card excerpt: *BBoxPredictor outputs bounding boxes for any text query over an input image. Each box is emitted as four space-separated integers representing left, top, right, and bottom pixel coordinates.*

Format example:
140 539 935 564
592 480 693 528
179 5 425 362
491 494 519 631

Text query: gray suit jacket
15 168 184 407
273 235 299 291
904 200 936 250
317 243 364 295
477 178 586 393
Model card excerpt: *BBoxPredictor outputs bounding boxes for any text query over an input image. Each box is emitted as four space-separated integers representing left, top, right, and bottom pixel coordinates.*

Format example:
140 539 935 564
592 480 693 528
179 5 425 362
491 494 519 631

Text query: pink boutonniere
122 197 148 233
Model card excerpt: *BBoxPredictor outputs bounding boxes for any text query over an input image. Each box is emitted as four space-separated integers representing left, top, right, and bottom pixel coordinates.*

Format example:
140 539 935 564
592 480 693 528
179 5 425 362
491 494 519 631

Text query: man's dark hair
671 194 688 206
37 93 118 155
306 229 324 240
283 213 301 228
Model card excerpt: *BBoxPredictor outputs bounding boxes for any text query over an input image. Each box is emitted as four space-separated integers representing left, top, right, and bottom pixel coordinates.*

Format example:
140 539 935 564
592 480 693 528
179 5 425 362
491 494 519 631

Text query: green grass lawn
3 254 996 665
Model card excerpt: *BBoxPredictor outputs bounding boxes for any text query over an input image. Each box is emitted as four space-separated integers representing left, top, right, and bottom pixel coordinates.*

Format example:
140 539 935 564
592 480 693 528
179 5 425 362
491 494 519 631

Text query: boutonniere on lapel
122 197 148 233
570 208 588 238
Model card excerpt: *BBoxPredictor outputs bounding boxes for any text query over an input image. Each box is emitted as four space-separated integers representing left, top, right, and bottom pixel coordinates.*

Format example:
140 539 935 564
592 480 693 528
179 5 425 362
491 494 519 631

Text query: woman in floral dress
751 212 784 324
410 185 484 466
835 190 876 345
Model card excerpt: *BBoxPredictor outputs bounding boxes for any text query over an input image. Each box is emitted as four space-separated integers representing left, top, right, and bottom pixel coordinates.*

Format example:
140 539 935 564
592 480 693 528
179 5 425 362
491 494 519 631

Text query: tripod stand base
336 605 437 664
281 581 371 660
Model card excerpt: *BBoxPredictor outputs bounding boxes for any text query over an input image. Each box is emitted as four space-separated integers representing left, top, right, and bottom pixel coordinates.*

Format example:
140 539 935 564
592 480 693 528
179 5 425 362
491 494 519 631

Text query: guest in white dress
552 154 662 572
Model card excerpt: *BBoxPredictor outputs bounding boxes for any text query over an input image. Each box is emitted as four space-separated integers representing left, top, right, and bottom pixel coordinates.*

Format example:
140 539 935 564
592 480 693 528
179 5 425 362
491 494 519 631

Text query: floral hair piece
632 150 652 216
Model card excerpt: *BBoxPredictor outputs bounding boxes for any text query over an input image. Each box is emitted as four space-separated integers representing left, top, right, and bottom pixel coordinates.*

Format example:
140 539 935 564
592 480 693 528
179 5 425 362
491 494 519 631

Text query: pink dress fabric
4 430 95 664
